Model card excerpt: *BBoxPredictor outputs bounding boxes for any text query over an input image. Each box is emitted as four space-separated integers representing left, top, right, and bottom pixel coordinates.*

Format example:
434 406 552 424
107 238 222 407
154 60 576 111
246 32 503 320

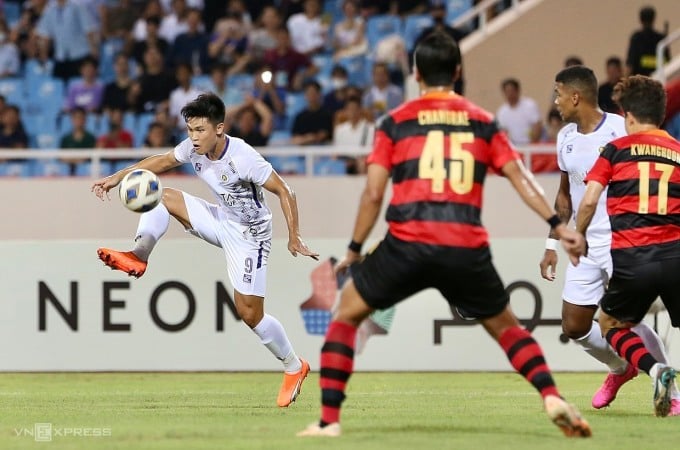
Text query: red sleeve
366 128 394 171
488 131 520 172
585 155 613 186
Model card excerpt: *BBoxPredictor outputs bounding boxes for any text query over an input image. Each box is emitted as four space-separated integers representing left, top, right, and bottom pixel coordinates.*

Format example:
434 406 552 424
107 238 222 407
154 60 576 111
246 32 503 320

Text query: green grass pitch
1 372 679 449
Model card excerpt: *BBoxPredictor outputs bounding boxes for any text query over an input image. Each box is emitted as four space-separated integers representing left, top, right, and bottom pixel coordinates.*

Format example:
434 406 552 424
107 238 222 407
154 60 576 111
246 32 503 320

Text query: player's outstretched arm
262 170 319 260
335 164 390 274
501 159 584 265
539 171 572 281
91 151 180 201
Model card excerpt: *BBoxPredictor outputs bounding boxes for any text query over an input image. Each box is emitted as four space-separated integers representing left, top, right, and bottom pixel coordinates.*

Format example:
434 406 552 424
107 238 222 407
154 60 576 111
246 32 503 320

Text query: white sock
252 314 302 373
632 323 680 399
132 203 170 261
575 321 627 374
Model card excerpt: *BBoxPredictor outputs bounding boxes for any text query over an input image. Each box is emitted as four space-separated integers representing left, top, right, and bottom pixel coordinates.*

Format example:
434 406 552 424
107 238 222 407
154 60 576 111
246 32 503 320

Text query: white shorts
182 192 271 297
562 244 612 306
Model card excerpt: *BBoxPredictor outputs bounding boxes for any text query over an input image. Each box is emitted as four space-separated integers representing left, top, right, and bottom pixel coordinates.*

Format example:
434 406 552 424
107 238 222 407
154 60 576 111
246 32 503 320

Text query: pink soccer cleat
669 399 680 417
591 363 638 409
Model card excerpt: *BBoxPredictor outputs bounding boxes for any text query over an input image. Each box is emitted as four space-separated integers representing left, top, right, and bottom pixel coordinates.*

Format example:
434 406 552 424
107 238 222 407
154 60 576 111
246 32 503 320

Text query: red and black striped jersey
367 91 519 248
585 129 680 265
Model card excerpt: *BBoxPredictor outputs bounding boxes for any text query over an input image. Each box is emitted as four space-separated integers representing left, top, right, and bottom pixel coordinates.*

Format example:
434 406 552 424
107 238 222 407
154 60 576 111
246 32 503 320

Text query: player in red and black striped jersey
298 31 591 439
575 75 679 417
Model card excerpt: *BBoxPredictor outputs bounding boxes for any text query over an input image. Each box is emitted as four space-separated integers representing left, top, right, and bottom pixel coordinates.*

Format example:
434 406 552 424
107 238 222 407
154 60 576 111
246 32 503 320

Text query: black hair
640 6 655 26
71 106 87 116
303 79 322 92
616 75 666 126
181 93 226 126
564 56 583 67
414 31 460 87
501 78 520 90
554 65 598 104
331 65 348 77
606 56 622 67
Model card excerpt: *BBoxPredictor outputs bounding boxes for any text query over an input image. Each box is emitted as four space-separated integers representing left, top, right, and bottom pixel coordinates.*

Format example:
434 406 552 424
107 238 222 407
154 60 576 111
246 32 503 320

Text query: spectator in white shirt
0 19 20 78
286 0 328 56
495 78 542 146
333 96 374 174
159 0 191 44
168 62 202 142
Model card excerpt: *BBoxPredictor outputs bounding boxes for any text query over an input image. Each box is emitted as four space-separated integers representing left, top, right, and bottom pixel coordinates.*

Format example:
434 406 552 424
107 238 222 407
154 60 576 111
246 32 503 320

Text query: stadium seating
446 0 473 24
365 14 402 48
403 14 434 52
335 55 368 87
313 157 347 175
284 92 307 131
0 77 24 105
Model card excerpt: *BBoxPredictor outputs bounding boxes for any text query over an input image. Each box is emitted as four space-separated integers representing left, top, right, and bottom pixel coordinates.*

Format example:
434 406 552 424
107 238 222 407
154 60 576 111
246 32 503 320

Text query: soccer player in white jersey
539 66 679 414
91 93 318 408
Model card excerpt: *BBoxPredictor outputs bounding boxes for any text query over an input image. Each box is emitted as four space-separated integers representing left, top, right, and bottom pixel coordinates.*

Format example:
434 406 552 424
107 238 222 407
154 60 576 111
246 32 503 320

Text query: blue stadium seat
23 113 59 140
267 156 306 175
227 73 254 96
365 14 402 48
267 130 291 146
0 161 32 177
33 160 71 176
313 157 347 175
99 38 125 83
191 74 212 92
336 55 367 87
26 77 64 120
75 161 114 177
34 132 60 149
135 113 156 147
3 1 21 26
323 0 344 26
0 77 25 105
285 93 307 131
403 14 434 52
446 0 473 24
312 53 335 77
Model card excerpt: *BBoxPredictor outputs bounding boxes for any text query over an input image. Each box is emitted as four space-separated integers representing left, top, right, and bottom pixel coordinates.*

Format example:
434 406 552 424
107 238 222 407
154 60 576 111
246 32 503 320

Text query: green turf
1 372 679 449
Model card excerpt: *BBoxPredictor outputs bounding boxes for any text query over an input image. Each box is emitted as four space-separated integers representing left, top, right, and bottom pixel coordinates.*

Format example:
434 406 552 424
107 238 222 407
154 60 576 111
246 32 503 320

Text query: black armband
547 214 561 229
348 240 363 253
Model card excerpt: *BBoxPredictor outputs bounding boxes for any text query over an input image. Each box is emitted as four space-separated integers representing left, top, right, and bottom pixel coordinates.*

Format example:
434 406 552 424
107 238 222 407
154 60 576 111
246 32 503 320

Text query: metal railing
654 27 680 84
0 144 558 177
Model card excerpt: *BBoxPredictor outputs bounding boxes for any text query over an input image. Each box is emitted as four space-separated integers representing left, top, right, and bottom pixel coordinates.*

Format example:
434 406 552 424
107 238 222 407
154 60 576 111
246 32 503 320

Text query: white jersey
557 113 626 247
174 136 274 241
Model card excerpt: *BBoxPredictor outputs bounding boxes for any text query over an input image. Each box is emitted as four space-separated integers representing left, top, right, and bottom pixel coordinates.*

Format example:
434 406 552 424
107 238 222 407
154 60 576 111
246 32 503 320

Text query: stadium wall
1 176 677 371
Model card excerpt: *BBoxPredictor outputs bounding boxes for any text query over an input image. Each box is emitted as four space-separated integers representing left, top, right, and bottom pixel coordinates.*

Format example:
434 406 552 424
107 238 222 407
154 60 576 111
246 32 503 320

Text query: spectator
132 16 170 71
223 0 254 32
0 105 28 148
252 65 286 124
207 7 250 75
204 62 244 106
626 5 669 76
247 6 282 69
263 27 317 91
0 19 20 78
332 0 367 61
168 8 210 74
143 121 174 148
102 54 134 113
598 56 623 114
129 46 177 114
227 97 273 147
496 77 542 146
64 57 105 113
541 108 563 143
286 0 328 57
333 96 374 174
291 80 333 145
362 62 403 120
413 0 467 94
96 107 134 149
564 56 584 67
35 0 99 82
59 106 97 174
159 0 191 45
323 65 350 118
132 0 164 42
100 0 137 40
168 63 202 142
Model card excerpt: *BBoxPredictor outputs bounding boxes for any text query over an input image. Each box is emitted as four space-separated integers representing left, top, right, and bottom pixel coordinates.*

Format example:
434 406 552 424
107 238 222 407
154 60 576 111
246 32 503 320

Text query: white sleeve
173 139 193 164
239 145 274 186
556 132 566 171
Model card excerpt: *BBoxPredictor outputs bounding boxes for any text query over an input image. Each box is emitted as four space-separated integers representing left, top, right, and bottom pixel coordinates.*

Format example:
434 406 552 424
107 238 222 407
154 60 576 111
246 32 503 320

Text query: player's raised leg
234 290 309 407
98 187 187 277
482 305 591 437
297 279 374 437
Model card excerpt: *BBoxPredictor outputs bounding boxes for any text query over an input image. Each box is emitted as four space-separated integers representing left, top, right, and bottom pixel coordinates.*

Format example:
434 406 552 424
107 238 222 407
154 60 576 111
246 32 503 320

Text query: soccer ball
118 169 163 212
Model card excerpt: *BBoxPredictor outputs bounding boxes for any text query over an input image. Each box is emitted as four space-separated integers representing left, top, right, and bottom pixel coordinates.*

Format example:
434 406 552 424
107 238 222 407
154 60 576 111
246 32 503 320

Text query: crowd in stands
0 0 677 177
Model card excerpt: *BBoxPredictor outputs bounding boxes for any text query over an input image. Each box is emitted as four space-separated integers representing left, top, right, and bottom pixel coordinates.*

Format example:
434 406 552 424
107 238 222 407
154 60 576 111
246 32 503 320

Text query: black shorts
601 258 680 327
351 233 509 319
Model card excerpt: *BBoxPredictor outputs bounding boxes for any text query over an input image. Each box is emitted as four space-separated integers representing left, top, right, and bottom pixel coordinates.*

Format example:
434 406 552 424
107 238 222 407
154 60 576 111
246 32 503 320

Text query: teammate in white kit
539 66 679 414
92 93 318 407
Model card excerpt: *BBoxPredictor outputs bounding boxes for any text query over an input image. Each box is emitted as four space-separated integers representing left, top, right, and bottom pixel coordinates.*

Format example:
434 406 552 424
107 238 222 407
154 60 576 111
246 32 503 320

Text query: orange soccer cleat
97 248 148 278
277 358 310 407
544 395 592 438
